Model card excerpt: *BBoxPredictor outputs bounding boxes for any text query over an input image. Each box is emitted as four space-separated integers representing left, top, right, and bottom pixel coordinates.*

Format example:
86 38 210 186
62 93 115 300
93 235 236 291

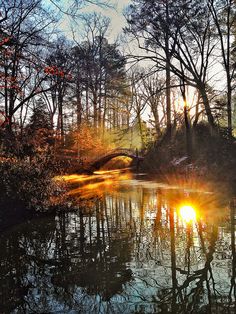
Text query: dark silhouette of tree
0 0 56 146
207 0 236 136
23 99 54 157
71 13 126 130
126 0 217 131
44 38 73 141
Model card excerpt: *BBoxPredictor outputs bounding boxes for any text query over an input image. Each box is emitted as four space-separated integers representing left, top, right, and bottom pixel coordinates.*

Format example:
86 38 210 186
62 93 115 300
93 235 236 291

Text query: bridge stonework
87 149 143 172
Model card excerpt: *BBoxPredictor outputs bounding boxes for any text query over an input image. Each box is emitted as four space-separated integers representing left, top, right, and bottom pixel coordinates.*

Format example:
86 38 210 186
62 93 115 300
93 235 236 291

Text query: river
0 170 235 313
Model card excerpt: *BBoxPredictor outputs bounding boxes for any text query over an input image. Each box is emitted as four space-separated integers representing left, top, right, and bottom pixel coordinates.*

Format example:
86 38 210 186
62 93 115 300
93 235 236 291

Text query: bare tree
125 0 218 130
71 13 126 130
207 0 236 136
0 0 56 139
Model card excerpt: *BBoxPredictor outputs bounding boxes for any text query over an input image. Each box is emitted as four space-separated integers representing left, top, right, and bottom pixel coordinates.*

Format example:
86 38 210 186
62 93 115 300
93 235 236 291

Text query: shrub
0 157 66 212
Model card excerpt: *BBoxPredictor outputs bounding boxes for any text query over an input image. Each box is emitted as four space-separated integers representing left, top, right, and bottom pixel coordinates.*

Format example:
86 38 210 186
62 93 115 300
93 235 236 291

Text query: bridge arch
88 149 143 171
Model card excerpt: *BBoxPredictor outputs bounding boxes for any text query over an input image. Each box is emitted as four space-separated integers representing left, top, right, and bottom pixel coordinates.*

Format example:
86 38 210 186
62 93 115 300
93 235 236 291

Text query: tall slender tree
126 0 217 130
208 0 236 136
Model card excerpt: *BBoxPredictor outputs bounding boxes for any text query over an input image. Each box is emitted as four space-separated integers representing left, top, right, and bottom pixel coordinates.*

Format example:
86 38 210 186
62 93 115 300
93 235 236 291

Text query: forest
1 1 236 313
0 0 235 207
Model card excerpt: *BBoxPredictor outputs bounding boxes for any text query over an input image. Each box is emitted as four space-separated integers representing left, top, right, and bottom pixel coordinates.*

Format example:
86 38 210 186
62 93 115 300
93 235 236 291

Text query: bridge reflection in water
0 171 235 313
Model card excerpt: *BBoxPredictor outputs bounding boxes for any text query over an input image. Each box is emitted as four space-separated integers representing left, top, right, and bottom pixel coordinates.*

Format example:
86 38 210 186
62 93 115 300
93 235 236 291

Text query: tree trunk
227 76 232 137
184 105 192 161
57 91 64 144
165 1 171 135
199 85 215 131
181 81 193 160
151 101 161 137
76 90 82 129
93 90 98 128
85 83 89 121
193 91 201 128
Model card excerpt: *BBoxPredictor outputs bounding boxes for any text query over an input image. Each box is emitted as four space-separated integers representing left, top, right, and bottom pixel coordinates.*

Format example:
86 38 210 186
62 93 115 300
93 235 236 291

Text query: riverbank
141 123 236 184
0 123 235 221
0 156 68 213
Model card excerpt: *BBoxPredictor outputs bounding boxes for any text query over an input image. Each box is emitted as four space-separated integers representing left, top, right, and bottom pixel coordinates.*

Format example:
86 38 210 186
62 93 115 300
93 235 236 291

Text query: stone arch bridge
87 148 144 172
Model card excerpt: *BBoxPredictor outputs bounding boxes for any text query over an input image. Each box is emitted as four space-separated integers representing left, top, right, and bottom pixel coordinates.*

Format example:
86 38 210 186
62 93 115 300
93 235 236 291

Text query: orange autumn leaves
70 124 114 162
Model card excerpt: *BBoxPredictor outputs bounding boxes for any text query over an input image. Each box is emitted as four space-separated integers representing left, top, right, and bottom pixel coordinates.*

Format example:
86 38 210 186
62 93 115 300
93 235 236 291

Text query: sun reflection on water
55 170 227 226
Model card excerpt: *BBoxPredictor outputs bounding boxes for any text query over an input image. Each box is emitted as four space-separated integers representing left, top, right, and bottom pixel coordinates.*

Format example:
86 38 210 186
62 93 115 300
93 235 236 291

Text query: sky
81 0 131 40
43 0 226 121
45 0 131 42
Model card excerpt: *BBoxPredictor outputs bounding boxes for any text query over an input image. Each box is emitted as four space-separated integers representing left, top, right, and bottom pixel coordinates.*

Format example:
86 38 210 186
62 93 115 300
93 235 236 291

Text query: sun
179 205 197 223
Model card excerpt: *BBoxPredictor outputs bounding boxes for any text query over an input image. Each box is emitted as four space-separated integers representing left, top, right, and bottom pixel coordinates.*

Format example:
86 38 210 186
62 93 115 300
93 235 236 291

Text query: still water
0 171 236 313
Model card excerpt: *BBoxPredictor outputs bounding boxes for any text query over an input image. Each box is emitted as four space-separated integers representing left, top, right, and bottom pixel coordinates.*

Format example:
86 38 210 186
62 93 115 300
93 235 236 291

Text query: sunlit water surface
0 170 236 313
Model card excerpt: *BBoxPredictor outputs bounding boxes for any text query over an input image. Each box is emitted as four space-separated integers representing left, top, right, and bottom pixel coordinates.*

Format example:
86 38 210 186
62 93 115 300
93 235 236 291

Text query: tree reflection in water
0 172 235 313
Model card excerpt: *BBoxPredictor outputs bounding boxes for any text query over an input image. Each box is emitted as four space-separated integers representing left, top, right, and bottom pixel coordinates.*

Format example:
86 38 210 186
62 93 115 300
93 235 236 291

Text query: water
0 171 235 313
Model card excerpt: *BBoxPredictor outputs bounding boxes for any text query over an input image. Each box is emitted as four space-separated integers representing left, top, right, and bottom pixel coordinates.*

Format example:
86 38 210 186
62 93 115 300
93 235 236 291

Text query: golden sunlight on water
57 170 133 198
1 170 234 314
55 170 227 226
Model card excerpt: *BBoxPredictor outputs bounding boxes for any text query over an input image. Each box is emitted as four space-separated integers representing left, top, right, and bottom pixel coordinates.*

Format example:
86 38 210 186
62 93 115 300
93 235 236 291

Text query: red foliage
0 71 22 92
44 66 72 80
0 36 10 47
0 84 20 91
